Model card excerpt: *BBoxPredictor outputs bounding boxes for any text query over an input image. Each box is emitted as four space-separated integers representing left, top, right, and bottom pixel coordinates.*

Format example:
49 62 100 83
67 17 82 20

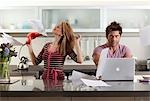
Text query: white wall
0 37 54 65
100 34 150 60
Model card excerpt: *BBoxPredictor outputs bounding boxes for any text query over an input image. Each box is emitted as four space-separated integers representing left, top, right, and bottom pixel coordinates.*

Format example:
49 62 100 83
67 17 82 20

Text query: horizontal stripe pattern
35 42 77 68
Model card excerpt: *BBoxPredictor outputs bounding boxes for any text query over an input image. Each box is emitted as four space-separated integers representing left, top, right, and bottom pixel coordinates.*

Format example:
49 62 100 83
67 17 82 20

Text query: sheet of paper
70 70 95 81
70 70 96 87
96 48 109 78
81 78 111 87
1 32 24 46
140 25 150 46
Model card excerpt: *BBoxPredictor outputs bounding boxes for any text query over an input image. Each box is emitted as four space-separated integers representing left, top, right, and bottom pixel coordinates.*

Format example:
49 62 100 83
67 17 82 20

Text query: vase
0 84 9 91
0 59 10 82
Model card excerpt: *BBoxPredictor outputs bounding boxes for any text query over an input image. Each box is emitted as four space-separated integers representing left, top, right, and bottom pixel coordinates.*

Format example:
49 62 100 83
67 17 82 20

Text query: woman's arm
74 35 83 64
27 44 45 65
27 44 37 65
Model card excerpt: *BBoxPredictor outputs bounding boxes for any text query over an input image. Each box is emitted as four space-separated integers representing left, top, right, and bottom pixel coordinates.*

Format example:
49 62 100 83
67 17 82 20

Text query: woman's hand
27 44 32 50
74 34 83 64
26 32 41 44
75 34 81 46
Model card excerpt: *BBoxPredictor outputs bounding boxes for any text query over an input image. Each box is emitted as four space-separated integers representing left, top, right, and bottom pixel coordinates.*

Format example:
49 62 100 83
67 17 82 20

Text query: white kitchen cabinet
0 7 39 33
106 8 150 32
0 6 150 33
39 7 150 33
39 7 102 32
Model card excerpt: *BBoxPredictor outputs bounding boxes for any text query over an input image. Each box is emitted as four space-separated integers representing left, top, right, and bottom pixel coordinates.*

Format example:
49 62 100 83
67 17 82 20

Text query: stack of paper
71 70 111 87
70 70 95 81
96 48 109 79
139 75 150 82
81 78 111 87
1 32 24 46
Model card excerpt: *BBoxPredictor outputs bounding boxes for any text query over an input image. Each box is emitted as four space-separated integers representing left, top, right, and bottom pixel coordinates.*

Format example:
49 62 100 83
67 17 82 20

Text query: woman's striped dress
35 42 77 79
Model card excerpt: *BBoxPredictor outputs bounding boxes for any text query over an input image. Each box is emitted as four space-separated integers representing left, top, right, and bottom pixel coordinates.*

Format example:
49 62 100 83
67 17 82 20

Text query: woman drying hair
27 21 83 80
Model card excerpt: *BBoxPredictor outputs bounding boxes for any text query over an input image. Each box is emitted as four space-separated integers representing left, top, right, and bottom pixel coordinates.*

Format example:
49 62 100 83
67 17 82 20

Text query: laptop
96 58 135 81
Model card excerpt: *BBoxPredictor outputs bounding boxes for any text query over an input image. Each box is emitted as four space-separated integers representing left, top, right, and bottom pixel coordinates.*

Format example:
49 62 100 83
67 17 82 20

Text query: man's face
107 31 121 47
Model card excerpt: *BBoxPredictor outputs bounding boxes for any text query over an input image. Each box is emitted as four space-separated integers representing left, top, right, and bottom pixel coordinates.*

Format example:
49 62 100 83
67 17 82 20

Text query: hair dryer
26 32 47 45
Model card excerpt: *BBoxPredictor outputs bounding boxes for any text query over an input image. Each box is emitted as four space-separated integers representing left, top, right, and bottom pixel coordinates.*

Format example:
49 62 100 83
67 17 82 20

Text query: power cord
18 44 26 60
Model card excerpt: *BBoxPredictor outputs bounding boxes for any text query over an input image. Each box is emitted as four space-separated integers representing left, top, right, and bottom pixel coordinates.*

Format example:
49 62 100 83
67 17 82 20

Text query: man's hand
96 75 102 80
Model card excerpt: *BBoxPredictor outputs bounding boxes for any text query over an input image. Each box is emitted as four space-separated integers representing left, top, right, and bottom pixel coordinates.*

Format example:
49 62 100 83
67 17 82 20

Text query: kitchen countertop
10 65 97 78
0 77 150 97
9 65 150 80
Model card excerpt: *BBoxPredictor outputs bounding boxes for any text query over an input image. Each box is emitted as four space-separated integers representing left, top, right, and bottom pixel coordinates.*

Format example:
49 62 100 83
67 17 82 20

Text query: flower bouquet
0 43 17 82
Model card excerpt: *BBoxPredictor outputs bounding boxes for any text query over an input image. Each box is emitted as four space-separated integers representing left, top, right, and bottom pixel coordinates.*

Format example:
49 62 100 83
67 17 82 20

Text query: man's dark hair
106 21 122 38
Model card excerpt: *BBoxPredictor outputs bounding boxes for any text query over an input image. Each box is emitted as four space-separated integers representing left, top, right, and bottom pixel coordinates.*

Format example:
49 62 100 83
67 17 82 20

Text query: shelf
0 28 140 33
0 29 36 33
45 28 103 33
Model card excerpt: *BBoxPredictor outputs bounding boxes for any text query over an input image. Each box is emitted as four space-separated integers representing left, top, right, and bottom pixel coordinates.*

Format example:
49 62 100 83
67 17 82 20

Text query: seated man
92 21 132 67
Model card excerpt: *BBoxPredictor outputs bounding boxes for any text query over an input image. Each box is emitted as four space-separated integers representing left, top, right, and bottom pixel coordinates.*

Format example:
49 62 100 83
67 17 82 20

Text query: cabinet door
0 7 38 33
106 9 150 32
40 8 102 32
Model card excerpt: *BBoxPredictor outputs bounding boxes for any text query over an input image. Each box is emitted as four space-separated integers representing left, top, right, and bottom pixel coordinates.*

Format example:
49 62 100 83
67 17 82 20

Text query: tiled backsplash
1 32 150 65
80 36 101 60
